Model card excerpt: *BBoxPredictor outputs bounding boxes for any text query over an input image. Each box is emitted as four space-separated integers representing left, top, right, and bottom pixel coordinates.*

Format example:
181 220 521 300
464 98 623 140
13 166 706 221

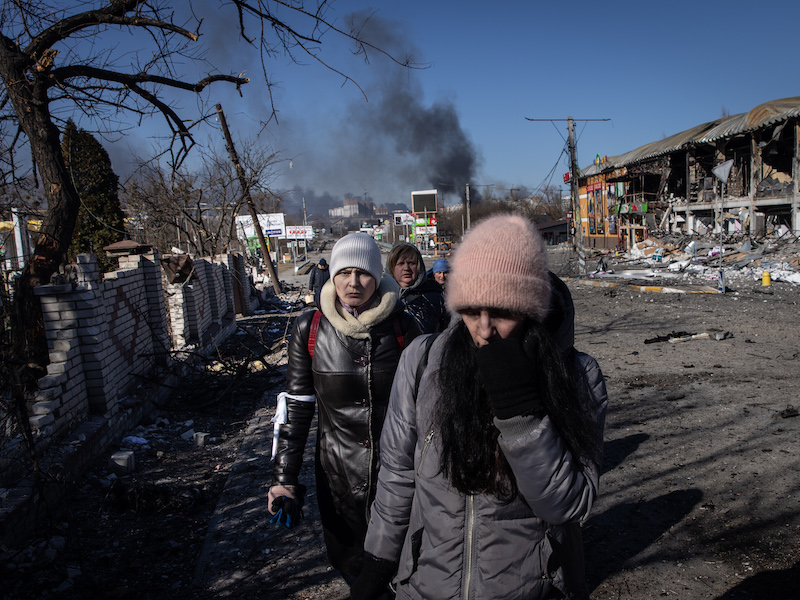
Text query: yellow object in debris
762 271 771 287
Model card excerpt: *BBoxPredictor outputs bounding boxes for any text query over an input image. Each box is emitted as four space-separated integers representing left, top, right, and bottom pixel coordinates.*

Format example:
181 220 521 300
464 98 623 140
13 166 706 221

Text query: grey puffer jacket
274 277 421 577
364 282 607 599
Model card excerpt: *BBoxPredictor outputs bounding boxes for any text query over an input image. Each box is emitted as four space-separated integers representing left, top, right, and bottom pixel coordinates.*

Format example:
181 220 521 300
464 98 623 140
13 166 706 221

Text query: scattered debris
776 405 799 419
668 332 710 344
645 331 696 344
644 330 732 344
605 231 800 288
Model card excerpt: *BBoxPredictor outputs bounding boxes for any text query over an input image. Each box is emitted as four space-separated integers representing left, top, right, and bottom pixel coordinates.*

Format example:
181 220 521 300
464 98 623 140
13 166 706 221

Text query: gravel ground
3 260 799 599
574 277 800 599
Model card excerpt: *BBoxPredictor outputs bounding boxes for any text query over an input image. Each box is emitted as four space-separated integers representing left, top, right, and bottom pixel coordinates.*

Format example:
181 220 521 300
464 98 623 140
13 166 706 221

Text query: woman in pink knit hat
352 214 608 600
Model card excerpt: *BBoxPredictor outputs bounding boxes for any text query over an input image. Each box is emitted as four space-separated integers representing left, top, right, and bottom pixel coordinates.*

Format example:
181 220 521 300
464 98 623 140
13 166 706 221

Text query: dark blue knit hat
431 258 449 273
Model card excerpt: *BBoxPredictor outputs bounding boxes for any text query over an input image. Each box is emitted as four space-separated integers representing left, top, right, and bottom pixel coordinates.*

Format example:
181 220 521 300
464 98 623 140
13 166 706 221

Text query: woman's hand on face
475 336 544 419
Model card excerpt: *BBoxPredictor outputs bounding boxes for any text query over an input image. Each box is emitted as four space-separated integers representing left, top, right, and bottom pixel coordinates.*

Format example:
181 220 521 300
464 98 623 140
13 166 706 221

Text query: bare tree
532 185 569 222
0 0 418 366
123 144 282 256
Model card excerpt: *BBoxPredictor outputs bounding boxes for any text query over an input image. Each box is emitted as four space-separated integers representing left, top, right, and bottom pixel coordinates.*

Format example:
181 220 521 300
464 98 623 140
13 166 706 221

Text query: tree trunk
1 35 81 288
1 35 82 368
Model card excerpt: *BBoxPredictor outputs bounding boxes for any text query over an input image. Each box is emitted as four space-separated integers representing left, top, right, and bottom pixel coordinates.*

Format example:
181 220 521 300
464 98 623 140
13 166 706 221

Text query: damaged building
576 97 800 251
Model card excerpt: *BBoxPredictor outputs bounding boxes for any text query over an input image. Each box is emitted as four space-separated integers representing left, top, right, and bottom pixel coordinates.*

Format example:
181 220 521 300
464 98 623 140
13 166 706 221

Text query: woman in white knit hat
268 233 421 588
353 214 608 600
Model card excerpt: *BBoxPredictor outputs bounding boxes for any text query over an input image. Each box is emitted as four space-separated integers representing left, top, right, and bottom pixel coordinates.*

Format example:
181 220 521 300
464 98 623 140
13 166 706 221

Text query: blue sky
97 0 800 214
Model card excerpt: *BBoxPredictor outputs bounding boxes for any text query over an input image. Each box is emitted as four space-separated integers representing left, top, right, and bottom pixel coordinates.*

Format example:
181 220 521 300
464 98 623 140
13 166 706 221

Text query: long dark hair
434 320 600 499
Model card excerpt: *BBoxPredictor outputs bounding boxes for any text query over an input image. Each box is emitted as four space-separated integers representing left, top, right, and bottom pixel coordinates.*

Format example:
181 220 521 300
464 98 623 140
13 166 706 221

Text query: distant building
536 219 570 245
328 197 375 219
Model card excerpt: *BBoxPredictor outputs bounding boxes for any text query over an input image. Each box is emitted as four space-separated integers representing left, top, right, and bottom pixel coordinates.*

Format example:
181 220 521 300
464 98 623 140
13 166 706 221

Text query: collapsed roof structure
575 97 800 251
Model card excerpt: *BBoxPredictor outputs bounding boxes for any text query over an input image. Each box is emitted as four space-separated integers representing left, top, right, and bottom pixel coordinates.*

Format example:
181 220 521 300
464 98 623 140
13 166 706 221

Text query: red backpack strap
393 315 405 350
307 310 322 358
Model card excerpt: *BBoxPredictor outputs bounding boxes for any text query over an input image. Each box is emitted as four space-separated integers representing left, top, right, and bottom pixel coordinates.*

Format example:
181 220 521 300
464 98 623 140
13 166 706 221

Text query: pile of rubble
597 232 800 287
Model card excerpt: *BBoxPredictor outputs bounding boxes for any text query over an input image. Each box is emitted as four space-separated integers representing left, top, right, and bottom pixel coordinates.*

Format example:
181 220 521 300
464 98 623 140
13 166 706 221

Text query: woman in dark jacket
387 243 449 334
353 215 607 600
269 233 421 585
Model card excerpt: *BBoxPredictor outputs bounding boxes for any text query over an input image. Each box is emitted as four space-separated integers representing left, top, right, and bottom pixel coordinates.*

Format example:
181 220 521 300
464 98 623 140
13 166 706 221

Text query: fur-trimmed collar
319 277 401 339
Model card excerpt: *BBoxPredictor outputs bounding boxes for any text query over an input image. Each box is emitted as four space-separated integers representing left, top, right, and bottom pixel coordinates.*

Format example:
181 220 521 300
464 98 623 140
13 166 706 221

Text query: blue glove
269 491 305 528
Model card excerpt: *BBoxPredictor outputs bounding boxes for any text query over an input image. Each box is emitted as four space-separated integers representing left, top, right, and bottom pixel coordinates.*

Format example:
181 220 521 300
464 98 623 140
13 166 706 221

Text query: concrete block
74 298 101 311
65 378 83 397
52 340 75 352
40 301 73 313
38 372 67 389
73 289 99 300
34 387 58 402
109 450 135 474
48 348 79 363
72 309 97 320
78 316 105 328
43 318 78 331
34 284 73 296
32 400 60 415
29 413 55 429
79 333 103 345
46 362 67 376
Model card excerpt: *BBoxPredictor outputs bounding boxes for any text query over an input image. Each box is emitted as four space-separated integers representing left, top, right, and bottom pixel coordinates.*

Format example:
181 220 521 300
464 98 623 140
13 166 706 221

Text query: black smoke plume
281 10 482 214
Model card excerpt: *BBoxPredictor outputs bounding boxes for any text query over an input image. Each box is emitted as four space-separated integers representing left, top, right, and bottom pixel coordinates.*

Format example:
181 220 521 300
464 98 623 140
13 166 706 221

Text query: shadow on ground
584 487 703 591
713 562 800 599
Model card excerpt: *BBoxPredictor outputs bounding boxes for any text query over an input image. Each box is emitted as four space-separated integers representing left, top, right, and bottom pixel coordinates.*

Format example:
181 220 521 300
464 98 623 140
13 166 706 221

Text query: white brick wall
25 249 242 456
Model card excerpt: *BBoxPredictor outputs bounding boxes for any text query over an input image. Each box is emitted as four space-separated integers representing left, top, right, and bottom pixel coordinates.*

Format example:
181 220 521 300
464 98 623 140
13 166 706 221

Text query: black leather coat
391 245 449 334
273 277 421 576
399 277 449 334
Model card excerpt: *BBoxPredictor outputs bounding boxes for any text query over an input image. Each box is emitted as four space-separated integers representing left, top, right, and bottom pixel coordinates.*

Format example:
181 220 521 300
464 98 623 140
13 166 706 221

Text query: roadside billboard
280 225 314 240
394 212 415 226
415 226 437 236
411 189 437 215
235 213 285 239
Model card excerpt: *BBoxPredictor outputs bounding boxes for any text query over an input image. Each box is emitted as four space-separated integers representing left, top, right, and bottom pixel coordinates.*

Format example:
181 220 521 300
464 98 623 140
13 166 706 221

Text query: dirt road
573 278 800 599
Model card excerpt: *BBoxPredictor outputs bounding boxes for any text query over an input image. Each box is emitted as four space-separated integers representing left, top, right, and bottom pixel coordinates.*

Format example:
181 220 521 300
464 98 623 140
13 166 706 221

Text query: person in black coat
307 257 330 306
387 243 449 333
269 233 420 587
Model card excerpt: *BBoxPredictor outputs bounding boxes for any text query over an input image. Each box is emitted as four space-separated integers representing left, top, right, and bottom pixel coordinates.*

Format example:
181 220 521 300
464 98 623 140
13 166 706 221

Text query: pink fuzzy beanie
446 214 551 321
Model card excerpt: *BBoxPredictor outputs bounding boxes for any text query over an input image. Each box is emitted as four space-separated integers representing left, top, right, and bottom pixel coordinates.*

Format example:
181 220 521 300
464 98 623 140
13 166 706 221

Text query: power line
526 117 610 250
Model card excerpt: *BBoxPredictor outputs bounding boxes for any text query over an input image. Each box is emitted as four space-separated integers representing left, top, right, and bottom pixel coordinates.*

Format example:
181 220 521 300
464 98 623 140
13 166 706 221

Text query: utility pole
525 116 610 268
567 116 581 246
302 196 308 260
216 104 282 296
465 183 471 231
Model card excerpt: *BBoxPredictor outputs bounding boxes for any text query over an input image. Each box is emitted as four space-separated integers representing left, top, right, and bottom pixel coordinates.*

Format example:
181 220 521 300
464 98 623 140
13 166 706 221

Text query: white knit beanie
446 214 551 321
329 233 383 282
